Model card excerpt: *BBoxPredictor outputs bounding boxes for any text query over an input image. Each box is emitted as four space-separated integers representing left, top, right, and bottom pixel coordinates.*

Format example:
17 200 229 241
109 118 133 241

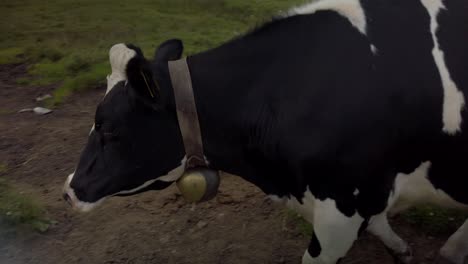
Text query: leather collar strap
168 58 207 169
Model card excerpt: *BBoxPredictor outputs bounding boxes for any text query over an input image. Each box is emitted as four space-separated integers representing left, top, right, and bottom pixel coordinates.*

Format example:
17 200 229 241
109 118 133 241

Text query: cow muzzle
62 173 105 212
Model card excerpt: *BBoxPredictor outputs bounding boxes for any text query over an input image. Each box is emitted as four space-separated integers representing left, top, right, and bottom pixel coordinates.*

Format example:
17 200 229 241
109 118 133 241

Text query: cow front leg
302 199 364 264
367 213 412 264
438 220 468 264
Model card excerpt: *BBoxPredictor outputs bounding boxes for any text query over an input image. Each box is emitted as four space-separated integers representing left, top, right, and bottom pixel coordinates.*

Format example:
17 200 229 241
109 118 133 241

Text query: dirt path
0 64 455 264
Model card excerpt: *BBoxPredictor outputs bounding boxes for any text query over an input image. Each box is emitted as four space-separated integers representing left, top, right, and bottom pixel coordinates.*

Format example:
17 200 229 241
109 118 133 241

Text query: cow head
63 40 186 212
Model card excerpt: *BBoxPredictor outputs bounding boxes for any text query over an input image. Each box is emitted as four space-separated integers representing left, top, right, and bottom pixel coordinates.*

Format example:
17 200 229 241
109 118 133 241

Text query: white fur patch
156 158 186 182
312 198 364 263
106 44 137 95
420 0 465 135
284 187 316 223
267 194 285 203
371 44 378 55
390 161 468 214
302 250 315 264
281 188 363 263
353 188 360 196
291 0 368 35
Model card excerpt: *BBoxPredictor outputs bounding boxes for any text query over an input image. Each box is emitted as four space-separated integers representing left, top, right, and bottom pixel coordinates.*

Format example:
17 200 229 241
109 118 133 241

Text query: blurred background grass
0 0 307 105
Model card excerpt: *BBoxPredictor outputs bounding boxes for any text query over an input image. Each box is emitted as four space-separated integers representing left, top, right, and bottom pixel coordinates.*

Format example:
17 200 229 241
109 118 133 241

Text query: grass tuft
23 45 64 63
284 209 313 236
0 47 24 64
401 204 468 235
0 164 7 174
0 177 52 233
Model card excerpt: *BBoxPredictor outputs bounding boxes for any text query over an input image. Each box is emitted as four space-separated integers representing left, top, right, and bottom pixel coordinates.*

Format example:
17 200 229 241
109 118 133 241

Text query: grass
0 164 7 174
284 209 314 236
401 204 468 235
0 165 51 233
0 0 307 105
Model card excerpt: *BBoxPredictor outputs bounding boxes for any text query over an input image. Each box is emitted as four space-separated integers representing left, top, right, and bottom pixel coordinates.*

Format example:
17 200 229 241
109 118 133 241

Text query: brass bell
176 168 220 203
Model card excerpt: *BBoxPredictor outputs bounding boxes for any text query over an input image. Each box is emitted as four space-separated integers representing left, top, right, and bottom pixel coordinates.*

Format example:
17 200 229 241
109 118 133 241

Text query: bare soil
0 64 456 264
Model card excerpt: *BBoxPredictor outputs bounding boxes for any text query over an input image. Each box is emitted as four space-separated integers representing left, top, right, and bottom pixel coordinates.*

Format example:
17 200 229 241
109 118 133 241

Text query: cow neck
186 41 275 187
168 58 207 169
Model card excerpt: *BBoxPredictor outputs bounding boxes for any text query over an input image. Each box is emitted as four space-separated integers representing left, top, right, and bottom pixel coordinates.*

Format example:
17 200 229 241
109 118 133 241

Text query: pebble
18 107 53 115
35 94 52 102
217 213 225 219
196 220 208 229
159 235 170 243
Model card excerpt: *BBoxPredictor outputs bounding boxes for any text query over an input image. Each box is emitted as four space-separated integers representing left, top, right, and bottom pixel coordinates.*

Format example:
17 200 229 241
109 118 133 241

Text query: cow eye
103 132 118 142
95 123 102 131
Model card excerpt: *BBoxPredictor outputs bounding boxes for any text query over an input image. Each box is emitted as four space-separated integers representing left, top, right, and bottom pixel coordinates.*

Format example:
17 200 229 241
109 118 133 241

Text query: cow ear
126 52 161 102
154 39 184 63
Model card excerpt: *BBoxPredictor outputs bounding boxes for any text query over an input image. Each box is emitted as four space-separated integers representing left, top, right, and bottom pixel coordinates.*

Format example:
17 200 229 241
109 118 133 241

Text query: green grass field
1 0 306 105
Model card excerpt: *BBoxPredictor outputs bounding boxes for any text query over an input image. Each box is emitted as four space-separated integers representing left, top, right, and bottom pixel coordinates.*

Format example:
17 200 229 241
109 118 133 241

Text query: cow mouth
113 180 173 197
63 172 174 212
62 173 107 212
62 188 106 213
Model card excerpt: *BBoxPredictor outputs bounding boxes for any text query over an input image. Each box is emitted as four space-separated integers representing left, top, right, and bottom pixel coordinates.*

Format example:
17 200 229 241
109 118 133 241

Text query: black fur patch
358 219 369 237
308 232 322 258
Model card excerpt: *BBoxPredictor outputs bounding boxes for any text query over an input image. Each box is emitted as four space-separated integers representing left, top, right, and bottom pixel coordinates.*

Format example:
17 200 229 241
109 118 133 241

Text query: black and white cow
63 0 468 263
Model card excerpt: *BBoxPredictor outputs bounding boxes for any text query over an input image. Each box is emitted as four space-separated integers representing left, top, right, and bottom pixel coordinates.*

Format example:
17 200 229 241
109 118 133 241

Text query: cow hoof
386 246 413 264
435 255 457 264
398 249 413 264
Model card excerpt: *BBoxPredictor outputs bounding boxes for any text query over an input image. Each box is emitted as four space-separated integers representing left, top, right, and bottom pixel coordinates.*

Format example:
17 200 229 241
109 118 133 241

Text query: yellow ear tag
140 71 155 98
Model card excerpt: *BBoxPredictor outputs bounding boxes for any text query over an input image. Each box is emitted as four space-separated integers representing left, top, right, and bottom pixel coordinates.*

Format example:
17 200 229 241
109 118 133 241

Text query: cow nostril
63 193 71 204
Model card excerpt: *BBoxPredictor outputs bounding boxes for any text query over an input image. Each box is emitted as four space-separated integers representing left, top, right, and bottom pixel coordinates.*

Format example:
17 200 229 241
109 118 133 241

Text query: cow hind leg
438 220 468 264
302 198 364 264
367 213 413 264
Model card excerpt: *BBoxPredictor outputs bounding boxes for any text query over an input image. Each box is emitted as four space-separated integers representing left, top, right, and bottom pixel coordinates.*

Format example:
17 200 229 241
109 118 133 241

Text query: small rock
36 94 52 102
159 235 170 243
276 257 286 264
216 213 225 219
196 220 208 229
19 107 53 115
18 108 33 113
217 194 235 204
33 107 52 115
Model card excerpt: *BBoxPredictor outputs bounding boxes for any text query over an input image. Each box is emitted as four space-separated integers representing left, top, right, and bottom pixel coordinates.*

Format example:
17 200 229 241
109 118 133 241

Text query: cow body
187 1 468 261
63 0 468 263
